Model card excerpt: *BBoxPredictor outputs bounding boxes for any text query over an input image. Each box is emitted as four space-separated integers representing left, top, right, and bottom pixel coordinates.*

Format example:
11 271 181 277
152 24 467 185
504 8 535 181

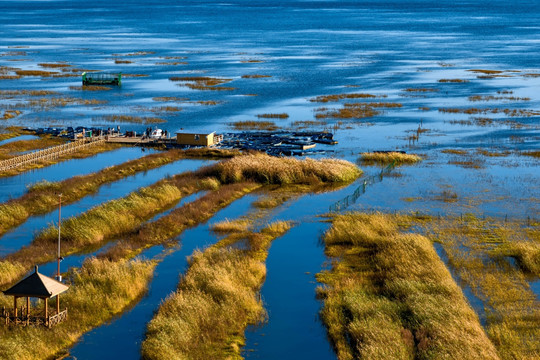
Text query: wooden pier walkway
0 137 105 172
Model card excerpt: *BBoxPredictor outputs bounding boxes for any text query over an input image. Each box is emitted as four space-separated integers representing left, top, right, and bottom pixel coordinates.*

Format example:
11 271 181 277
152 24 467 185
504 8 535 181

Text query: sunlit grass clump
142 221 291 359
359 151 421 165
206 153 361 185
317 213 499 360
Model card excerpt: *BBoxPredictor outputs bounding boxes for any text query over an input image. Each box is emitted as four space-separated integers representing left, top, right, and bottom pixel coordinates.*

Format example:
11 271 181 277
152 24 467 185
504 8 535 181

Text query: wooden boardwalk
0 137 105 172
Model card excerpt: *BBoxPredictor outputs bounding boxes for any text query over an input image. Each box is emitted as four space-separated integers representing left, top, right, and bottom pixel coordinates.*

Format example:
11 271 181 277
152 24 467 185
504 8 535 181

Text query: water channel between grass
0 134 38 147
0 158 212 258
0 146 153 203
67 194 260 360
242 186 363 360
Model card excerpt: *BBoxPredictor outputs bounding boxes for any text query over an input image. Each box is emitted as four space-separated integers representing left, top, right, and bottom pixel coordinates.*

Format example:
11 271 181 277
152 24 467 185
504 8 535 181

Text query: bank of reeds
141 221 292 359
0 257 156 360
359 151 422 165
34 177 199 250
317 212 499 360
106 182 260 260
422 216 540 359
204 153 361 185
0 149 236 236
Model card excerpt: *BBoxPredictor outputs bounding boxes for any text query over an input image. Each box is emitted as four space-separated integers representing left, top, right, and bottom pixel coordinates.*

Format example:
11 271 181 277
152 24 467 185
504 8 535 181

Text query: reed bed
420 216 540 359
318 213 499 360
69 85 112 91
169 76 235 91
3 150 198 233
315 102 401 120
204 153 361 185
310 93 385 102
359 151 422 165
141 221 291 359
229 120 279 131
438 79 470 83
0 257 156 360
108 182 260 259
35 181 194 248
99 115 166 124
256 113 289 119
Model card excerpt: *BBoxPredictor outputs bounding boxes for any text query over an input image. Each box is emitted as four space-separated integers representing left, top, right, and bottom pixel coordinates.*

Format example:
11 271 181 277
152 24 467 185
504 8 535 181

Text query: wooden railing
1 307 68 327
0 137 104 172
48 309 68 328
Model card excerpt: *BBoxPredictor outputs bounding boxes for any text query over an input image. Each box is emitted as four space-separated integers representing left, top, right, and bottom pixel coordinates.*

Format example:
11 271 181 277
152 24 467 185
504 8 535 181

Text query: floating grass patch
317 213 499 360
468 95 530 102
403 88 439 92
69 85 112 91
439 108 540 117
315 102 401 120
241 74 271 78
169 76 236 91
114 59 132 64
310 93 385 103
290 120 327 130
2 110 22 120
152 96 189 102
255 113 289 119
204 153 361 185
142 220 291 359
0 257 156 360
98 115 166 124
0 90 60 97
14 70 57 77
38 63 71 69
229 120 279 131
520 150 540 158
442 149 469 155
359 151 421 165
448 160 484 169
438 78 470 83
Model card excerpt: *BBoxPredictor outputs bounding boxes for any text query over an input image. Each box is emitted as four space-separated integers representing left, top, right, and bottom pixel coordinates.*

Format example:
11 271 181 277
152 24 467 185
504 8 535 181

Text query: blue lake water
1 0 539 358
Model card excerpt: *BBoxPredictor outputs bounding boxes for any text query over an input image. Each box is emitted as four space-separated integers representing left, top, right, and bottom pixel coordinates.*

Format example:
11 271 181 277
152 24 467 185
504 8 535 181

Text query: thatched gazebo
2 266 69 328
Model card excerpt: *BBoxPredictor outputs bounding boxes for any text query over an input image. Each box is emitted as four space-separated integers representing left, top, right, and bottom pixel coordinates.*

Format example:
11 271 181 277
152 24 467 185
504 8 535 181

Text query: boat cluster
216 131 337 156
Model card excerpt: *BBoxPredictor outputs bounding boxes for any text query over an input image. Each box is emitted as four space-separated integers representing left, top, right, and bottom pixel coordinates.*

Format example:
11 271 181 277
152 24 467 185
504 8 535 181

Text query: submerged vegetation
317 213 500 360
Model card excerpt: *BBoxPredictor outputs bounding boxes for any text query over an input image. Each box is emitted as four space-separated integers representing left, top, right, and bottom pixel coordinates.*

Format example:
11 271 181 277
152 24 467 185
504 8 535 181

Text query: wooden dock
0 137 105 172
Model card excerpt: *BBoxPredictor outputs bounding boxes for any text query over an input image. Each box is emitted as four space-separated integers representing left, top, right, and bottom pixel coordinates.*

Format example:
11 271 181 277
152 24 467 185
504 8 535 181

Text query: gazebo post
44 298 48 327
13 296 18 319
26 297 30 325
56 294 60 315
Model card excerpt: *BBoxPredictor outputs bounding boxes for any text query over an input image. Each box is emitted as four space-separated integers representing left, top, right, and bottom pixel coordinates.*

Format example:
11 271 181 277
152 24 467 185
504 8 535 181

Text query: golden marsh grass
142 221 291 359
318 213 499 360
359 151 422 165
204 153 361 185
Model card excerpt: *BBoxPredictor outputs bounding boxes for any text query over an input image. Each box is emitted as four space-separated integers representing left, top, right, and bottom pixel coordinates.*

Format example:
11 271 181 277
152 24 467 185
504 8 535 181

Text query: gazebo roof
3 266 69 298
